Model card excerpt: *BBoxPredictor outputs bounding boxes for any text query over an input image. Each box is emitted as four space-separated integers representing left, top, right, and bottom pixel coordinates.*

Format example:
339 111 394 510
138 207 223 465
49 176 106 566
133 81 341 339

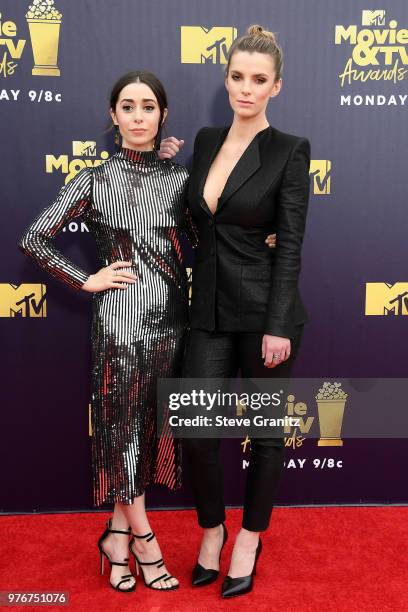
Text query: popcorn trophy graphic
26 0 62 76
315 382 348 446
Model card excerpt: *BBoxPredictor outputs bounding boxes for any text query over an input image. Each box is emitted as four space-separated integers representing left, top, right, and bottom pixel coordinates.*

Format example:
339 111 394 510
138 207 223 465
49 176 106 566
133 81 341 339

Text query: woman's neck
121 139 154 152
228 115 270 143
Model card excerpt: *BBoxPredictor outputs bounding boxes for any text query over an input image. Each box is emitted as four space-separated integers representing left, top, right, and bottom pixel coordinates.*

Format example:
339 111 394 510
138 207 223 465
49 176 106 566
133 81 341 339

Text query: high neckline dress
19 146 193 506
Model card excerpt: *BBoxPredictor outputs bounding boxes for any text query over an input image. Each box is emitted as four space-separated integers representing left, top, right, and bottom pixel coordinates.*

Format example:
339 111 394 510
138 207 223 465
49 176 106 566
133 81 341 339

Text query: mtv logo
180 26 237 64
365 283 408 316
72 141 97 157
309 160 331 195
361 10 386 26
0 283 47 317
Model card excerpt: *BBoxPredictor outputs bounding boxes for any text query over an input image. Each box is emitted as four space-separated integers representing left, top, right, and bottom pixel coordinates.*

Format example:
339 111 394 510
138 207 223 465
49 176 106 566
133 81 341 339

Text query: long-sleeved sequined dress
19 147 195 506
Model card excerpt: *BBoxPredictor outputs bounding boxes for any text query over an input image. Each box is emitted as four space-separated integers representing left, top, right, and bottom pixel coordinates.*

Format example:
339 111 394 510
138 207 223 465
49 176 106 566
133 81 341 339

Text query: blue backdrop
1 0 407 512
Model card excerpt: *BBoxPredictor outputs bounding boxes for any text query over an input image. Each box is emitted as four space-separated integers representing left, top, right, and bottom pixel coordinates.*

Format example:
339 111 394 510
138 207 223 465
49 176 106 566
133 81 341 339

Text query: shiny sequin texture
19 148 195 506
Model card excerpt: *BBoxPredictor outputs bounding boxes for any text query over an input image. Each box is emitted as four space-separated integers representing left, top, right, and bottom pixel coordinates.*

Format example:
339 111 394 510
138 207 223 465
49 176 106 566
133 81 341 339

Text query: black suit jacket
186 125 311 339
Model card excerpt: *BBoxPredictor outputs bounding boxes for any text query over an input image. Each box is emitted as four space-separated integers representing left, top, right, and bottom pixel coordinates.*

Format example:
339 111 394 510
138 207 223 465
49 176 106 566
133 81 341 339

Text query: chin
129 137 152 147
234 108 257 119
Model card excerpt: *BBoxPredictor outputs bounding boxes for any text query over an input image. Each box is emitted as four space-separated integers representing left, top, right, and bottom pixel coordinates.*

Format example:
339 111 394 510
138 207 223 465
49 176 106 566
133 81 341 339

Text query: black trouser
182 327 303 532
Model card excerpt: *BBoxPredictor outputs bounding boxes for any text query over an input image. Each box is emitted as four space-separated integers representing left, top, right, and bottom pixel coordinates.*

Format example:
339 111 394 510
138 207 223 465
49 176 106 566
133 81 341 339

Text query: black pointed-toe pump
192 523 228 587
221 537 262 598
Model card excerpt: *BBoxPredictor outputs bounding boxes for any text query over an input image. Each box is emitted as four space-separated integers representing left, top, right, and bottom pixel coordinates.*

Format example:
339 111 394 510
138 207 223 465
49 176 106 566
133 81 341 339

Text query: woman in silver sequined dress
19 72 195 593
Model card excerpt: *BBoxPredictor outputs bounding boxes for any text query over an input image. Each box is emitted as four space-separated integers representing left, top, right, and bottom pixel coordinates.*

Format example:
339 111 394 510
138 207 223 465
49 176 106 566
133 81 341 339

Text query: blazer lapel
216 136 261 213
199 126 271 216
198 127 229 217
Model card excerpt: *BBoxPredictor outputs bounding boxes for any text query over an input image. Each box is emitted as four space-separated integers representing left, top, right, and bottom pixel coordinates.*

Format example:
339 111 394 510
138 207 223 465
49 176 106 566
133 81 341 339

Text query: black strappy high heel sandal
129 531 179 591
192 523 228 587
97 518 136 593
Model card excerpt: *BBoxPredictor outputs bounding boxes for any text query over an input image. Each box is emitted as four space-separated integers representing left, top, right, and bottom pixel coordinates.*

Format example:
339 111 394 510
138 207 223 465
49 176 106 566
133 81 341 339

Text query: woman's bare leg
121 493 178 589
101 504 135 590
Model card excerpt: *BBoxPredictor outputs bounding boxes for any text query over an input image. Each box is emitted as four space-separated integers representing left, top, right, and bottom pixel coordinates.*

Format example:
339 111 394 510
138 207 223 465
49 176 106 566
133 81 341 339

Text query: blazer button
208 219 214 226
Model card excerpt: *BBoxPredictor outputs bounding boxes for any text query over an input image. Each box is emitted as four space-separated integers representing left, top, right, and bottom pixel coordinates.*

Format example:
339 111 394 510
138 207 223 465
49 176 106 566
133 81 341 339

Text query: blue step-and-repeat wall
1 0 407 512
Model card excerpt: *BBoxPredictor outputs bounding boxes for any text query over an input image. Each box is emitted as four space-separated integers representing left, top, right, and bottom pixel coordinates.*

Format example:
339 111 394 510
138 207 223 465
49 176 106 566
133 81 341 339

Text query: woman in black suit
161 24 311 598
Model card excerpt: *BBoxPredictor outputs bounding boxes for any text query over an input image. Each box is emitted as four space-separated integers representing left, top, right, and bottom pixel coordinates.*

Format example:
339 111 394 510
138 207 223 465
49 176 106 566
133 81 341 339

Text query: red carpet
1 507 407 611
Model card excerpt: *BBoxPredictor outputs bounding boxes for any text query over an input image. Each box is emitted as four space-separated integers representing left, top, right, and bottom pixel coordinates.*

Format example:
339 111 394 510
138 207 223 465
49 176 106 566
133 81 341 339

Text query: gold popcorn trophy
315 382 348 446
26 0 62 76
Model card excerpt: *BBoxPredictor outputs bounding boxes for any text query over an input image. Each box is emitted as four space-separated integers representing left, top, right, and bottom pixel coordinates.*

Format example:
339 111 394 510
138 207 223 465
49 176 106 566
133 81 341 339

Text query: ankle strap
132 531 155 542
107 518 131 535
109 559 130 567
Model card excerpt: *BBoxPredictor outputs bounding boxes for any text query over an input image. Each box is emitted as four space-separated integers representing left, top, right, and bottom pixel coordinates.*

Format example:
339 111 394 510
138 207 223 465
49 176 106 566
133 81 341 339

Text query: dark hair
226 24 283 81
109 70 167 148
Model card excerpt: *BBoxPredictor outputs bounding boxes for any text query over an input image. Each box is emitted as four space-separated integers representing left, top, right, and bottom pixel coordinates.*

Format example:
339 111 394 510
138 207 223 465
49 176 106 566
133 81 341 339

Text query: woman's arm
18 168 93 291
264 137 311 339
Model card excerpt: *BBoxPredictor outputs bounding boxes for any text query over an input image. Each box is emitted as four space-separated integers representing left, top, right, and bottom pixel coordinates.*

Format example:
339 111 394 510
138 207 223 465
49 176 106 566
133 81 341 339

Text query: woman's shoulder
91 153 115 175
64 164 94 188
259 127 311 166
92 152 188 177
194 126 225 145
161 159 189 179
195 125 224 136
270 126 308 145
268 126 310 150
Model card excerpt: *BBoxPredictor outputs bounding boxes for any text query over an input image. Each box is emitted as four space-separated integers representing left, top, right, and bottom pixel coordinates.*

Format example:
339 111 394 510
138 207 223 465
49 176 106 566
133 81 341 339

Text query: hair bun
247 24 277 44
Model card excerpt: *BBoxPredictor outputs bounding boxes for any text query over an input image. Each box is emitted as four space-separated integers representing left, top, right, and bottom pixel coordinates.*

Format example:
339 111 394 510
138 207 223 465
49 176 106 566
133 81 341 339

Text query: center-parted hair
226 24 284 81
109 71 167 148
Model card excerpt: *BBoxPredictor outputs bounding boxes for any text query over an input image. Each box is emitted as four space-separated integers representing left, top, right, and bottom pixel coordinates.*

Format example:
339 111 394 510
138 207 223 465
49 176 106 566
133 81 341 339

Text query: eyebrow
120 97 157 103
230 70 269 78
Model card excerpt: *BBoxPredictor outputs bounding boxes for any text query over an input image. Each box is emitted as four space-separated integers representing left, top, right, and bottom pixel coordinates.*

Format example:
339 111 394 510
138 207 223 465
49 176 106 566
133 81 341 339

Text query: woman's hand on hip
265 233 277 249
82 261 137 292
262 335 291 368
158 136 185 160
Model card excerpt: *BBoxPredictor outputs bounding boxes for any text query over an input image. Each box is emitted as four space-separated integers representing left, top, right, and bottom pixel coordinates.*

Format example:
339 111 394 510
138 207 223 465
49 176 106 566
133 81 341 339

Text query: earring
114 125 120 146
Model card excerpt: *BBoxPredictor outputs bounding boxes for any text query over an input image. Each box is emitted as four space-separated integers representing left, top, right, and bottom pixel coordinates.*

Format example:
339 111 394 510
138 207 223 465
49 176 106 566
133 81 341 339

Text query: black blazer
186 125 311 340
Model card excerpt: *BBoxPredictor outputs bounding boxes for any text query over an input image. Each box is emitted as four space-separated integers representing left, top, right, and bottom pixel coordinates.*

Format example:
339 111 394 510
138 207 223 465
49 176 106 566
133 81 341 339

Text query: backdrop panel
1 0 407 512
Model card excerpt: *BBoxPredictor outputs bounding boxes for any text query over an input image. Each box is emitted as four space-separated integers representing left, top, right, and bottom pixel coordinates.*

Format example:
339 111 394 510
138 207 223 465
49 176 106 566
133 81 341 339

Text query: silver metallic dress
19 147 196 506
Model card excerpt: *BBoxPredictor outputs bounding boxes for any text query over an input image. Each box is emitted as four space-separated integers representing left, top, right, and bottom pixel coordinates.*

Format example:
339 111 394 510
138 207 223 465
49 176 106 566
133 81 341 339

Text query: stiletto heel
129 531 179 591
221 537 262 598
97 518 136 592
192 523 228 587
